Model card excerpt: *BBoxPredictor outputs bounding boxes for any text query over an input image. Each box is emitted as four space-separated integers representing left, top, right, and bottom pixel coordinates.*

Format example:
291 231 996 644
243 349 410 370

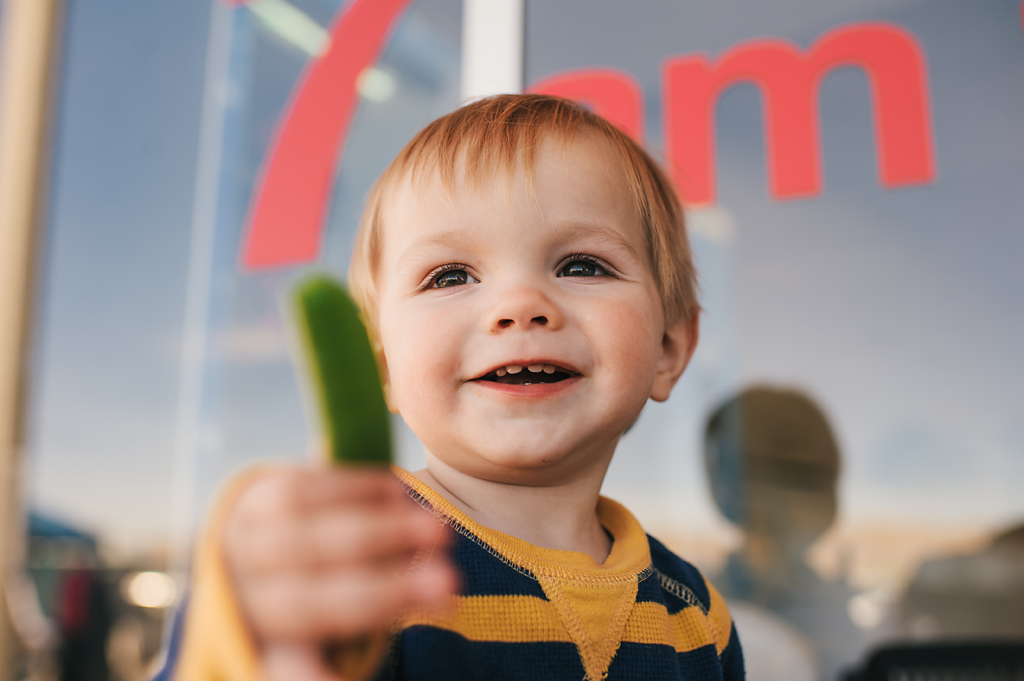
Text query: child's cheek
382 310 463 413
598 296 664 389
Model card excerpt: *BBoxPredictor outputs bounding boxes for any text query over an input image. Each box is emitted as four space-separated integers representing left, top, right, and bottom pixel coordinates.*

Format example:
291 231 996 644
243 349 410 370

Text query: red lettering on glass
242 0 412 269
242 18 936 267
529 69 645 142
663 22 935 206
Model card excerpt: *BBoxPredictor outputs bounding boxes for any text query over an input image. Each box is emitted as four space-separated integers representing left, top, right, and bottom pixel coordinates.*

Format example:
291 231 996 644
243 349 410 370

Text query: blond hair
349 94 699 337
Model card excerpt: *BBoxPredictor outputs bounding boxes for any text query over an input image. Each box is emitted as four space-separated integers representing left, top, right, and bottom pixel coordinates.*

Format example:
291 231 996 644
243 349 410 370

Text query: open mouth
475 364 578 385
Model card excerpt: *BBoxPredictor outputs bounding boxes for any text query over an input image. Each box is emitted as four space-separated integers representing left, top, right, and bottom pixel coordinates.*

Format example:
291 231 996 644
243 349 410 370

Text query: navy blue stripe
647 535 712 612
658 580 703 616
605 640 680 680
405 484 548 600
604 641 727 680
674 643 728 681
381 627 584 681
634 568 665 605
445 523 549 600
720 623 746 681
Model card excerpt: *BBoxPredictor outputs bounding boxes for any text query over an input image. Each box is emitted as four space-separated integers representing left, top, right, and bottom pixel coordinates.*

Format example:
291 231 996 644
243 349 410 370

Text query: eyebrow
396 230 476 269
395 221 643 270
548 221 644 264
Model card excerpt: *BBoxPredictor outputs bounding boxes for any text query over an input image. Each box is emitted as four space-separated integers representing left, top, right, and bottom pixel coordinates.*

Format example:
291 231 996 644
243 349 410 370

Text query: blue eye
558 259 602 277
434 269 469 288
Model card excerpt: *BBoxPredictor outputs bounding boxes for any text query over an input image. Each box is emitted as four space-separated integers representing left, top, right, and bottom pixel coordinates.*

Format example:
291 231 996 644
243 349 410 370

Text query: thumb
263 643 347 681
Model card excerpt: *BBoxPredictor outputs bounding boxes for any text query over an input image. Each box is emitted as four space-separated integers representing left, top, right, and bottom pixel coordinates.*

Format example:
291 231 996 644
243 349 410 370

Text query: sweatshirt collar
394 467 652 583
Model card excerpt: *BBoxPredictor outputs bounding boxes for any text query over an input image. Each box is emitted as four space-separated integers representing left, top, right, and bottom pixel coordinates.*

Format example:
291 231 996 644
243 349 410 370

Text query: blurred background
0 0 1021 679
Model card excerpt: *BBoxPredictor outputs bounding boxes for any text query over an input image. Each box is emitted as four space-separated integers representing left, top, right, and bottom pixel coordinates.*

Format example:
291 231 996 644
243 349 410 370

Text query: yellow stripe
406 594 730 655
622 601 722 654
705 580 734 654
401 595 572 643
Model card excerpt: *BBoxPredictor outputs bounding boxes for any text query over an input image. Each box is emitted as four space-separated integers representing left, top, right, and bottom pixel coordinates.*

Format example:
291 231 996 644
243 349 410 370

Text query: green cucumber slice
293 273 391 466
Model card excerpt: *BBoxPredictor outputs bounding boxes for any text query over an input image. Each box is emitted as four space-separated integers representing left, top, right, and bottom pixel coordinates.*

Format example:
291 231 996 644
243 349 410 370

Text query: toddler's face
374 135 689 485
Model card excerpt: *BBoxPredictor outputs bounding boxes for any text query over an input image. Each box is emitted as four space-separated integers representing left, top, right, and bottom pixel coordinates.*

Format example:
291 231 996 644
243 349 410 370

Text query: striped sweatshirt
382 469 744 680
159 468 744 681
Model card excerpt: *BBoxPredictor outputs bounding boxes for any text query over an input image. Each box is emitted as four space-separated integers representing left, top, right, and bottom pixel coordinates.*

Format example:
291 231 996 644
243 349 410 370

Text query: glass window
21 0 1024 677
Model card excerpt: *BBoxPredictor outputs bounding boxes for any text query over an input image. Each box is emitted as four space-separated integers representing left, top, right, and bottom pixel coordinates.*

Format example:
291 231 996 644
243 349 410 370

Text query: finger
263 643 345 681
237 468 406 522
248 561 456 641
295 466 411 510
232 504 446 575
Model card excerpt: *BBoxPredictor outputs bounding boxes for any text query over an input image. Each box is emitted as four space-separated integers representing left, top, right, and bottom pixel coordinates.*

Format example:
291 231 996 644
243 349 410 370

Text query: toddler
157 94 744 681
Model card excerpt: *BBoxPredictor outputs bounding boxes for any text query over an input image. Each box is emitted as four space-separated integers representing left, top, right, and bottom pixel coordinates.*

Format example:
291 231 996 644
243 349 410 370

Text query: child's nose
484 284 564 333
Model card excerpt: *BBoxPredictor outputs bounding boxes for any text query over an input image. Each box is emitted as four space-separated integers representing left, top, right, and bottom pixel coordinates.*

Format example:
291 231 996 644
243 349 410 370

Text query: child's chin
470 448 592 481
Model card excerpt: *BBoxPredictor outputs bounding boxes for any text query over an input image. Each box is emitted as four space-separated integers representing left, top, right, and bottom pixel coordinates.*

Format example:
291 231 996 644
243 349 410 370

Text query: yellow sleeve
172 470 264 681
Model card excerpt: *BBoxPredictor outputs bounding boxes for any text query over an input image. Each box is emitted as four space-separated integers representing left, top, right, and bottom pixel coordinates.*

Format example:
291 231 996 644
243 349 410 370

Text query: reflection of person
54 545 114 681
902 522 1024 639
154 95 743 680
705 387 865 681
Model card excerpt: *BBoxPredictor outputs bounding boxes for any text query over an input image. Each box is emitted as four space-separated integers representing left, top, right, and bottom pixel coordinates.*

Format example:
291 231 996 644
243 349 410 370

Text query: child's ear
650 314 699 402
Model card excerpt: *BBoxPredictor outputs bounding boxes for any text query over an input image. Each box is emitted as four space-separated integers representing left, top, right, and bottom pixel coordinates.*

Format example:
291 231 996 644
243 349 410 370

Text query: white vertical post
0 0 62 672
0 0 63 672
460 0 524 101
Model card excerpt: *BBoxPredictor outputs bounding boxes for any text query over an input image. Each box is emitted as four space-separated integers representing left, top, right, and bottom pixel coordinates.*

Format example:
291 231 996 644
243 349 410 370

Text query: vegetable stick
292 273 391 465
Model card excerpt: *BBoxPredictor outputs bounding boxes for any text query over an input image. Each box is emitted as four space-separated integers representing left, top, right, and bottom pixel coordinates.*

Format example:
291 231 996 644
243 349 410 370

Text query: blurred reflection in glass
26 514 114 681
901 522 1024 640
704 386 867 681
24 513 172 681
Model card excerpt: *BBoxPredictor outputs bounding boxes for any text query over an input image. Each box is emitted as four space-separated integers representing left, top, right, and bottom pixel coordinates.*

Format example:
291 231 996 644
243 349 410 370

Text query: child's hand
223 467 455 679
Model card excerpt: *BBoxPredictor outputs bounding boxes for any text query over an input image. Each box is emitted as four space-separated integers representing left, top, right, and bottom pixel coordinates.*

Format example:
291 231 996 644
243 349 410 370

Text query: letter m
663 22 935 206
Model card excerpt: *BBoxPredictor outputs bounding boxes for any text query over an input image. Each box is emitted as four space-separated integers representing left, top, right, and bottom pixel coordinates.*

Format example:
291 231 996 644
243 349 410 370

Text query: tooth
506 365 523 374
496 368 507 377
543 365 555 374
528 364 543 373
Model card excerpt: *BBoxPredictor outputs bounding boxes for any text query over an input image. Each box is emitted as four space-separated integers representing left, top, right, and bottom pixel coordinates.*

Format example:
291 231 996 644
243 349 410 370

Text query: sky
19 0 1024 586
25 0 211 558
